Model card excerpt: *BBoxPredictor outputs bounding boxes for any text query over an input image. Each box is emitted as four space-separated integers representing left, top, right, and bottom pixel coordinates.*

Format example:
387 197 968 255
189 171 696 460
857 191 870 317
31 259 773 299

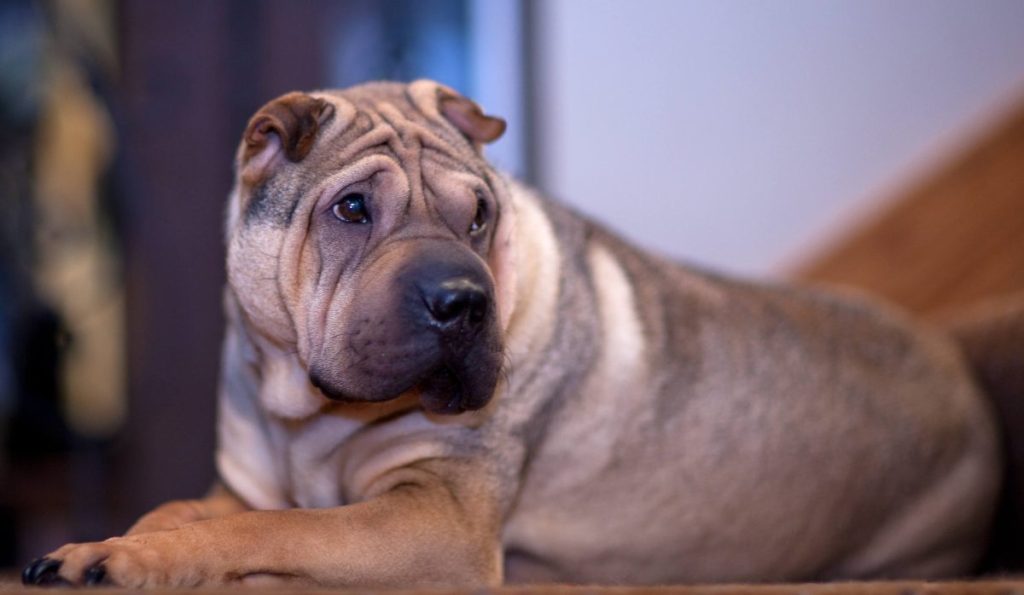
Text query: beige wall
532 0 1024 277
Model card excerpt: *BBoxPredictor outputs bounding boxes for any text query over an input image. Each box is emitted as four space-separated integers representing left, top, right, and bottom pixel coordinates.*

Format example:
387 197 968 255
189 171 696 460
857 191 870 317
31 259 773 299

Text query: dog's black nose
423 278 489 329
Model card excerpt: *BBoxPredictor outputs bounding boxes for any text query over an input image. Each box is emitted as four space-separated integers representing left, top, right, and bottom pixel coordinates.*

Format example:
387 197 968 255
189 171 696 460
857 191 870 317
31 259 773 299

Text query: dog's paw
23 555 106 587
22 557 70 587
23 535 185 588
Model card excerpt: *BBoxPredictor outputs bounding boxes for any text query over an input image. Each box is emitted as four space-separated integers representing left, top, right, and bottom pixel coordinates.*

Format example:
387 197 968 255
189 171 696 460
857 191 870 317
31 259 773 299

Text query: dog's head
225 81 516 417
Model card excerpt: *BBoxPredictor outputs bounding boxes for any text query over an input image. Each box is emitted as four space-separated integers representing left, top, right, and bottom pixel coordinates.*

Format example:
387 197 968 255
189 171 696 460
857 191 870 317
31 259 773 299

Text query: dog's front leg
25 464 502 588
122 482 250 536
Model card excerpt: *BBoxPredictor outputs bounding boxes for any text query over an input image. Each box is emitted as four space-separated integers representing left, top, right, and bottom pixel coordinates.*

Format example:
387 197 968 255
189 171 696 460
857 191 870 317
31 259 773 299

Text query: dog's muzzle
414 262 500 413
309 243 503 415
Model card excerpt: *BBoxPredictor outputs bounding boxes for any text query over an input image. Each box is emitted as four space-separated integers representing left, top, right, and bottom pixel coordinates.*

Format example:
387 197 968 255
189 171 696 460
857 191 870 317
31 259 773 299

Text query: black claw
84 565 107 587
21 558 43 584
22 557 65 586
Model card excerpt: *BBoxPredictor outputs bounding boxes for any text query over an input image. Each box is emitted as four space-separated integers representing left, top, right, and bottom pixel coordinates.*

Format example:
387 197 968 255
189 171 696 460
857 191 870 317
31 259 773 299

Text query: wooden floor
3 570 1024 595
793 96 1024 322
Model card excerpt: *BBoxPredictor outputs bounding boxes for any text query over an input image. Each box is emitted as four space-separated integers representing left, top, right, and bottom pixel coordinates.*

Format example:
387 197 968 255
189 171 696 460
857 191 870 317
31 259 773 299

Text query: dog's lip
310 367 468 413
309 371 406 403
416 367 469 414
309 348 498 413
419 393 466 415
312 381 465 414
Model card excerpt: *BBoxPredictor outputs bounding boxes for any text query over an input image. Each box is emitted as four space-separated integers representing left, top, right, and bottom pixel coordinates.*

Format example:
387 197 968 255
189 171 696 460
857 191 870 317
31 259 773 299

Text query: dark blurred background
1 0 1023 573
0 0 533 567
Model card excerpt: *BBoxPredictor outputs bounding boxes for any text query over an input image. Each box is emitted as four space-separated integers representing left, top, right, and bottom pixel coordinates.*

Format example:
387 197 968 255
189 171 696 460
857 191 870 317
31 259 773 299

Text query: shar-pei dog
25 80 1002 588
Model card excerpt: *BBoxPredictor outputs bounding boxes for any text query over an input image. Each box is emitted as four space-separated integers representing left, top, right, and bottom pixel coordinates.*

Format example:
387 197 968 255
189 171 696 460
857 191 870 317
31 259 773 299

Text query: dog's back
501 185 1001 583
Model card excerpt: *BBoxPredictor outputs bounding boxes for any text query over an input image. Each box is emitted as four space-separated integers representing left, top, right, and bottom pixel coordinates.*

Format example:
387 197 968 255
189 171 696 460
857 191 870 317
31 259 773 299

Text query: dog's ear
239 92 335 183
438 89 506 145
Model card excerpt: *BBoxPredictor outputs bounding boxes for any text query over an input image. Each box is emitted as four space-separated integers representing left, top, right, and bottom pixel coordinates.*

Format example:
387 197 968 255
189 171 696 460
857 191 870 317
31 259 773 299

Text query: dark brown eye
332 193 370 223
469 196 487 235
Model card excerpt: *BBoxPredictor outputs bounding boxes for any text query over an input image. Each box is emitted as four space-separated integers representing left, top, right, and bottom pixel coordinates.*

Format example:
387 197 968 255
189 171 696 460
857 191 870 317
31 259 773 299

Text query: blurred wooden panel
794 98 1024 321
116 0 331 527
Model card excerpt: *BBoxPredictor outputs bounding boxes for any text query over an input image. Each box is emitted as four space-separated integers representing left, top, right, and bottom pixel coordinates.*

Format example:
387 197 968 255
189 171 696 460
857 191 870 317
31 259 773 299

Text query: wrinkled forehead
239 83 500 229
310 83 489 177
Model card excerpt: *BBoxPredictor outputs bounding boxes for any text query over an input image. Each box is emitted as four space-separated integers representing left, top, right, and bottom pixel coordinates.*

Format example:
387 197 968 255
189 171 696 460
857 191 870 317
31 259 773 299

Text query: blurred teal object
327 0 470 94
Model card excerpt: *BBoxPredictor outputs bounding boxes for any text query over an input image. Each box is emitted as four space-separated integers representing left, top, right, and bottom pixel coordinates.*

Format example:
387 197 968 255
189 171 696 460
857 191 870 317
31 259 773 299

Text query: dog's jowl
25 80 1002 588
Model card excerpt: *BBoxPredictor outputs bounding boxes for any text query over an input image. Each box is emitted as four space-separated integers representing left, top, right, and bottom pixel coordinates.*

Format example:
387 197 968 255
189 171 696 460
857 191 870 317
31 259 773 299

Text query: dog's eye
469 196 488 235
332 193 371 224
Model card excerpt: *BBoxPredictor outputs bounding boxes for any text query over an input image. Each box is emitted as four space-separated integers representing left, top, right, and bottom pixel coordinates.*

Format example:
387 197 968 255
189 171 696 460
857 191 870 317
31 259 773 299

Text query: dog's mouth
311 361 499 416
405 359 501 414
416 366 474 415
